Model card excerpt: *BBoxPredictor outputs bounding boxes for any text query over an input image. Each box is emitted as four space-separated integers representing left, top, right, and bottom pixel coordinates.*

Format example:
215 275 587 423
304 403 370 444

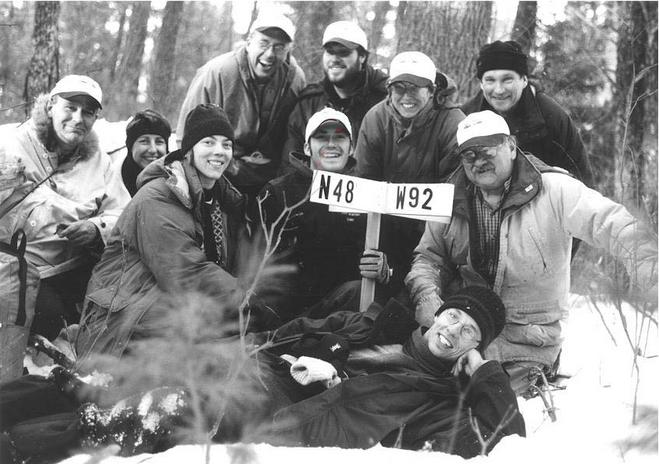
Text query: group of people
0 10 656 463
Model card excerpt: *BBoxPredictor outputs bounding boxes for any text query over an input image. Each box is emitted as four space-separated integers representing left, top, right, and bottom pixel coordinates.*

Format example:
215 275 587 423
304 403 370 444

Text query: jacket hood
137 148 244 214
29 93 101 161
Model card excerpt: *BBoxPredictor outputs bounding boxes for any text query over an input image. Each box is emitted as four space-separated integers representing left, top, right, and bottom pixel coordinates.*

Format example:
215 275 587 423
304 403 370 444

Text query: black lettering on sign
333 179 343 201
422 188 433 210
319 174 330 200
409 187 419 207
345 180 354 203
396 186 406 209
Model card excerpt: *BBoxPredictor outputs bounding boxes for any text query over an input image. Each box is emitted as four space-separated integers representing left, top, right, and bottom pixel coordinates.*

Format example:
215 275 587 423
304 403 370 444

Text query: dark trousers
32 262 95 340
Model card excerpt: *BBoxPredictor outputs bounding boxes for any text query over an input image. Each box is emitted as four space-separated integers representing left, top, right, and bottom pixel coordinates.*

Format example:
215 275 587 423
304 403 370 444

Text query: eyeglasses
256 39 287 54
443 309 481 343
389 82 428 96
459 146 500 164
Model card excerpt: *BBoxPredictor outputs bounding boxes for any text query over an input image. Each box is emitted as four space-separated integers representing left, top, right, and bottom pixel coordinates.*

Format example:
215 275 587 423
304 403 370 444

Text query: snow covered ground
56 294 658 464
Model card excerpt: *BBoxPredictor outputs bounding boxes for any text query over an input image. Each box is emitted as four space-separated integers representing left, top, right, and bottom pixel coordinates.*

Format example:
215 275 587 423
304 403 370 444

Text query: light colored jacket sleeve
405 221 455 326
87 155 131 244
546 172 657 292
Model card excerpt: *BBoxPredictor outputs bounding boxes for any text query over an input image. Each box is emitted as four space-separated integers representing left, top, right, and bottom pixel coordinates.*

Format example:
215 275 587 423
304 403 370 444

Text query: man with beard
176 10 306 200
280 21 388 174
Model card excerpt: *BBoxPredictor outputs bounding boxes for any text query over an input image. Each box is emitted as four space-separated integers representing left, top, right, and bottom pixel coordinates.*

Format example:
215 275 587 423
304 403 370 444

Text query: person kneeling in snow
259 285 525 457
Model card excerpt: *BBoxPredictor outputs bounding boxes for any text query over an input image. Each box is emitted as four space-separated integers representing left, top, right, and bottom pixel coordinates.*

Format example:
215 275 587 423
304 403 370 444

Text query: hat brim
309 119 351 138
255 26 292 42
458 134 507 152
323 39 361 50
388 73 434 88
54 91 102 109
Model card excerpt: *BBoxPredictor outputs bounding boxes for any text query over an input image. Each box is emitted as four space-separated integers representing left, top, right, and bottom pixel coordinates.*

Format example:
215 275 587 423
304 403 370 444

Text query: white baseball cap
49 74 103 109
388 51 436 87
457 110 510 151
251 11 295 42
322 21 368 50
304 108 353 147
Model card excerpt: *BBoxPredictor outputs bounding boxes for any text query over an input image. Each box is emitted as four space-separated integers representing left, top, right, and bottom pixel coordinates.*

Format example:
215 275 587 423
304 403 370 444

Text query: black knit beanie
181 103 234 154
125 109 171 158
435 286 506 350
476 40 528 79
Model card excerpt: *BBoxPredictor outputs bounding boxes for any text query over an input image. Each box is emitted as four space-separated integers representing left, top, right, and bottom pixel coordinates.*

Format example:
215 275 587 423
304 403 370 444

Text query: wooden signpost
309 170 454 311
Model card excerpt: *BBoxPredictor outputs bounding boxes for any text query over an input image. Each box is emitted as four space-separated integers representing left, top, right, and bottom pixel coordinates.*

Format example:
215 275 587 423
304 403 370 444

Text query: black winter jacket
280 64 388 173
462 85 593 186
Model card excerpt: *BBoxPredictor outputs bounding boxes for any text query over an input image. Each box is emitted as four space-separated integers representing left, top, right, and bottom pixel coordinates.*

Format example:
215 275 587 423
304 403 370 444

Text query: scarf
403 328 454 378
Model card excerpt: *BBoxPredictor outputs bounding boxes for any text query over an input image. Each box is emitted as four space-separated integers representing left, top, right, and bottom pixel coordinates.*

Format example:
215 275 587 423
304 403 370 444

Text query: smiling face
246 30 290 80
461 138 516 194
389 81 433 119
481 69 528 115
424 308 482 361
323 43 365 88
305 121 352 172
131 134 167 169
191 135 233 189
47 95 98 151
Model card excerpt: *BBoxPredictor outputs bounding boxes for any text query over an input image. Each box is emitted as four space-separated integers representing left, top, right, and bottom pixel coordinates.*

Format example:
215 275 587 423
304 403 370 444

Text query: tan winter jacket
0 95 130 278
405 153 657 366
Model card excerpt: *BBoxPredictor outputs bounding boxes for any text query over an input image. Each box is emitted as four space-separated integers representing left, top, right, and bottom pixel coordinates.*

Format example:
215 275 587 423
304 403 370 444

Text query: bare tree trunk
110 3 128 81
289 1 337 83
107 1 150 119
368 1 390 55
511 1 537 56
396 1 493 101
614 0 657 223
149 1 184 116
24 1 60 115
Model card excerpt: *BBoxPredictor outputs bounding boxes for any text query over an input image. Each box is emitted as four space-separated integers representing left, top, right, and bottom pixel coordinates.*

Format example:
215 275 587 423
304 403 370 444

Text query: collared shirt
471 178 512 285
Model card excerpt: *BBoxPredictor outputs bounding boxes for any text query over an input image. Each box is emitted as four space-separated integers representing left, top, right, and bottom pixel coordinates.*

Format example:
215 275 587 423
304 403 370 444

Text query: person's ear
303 141 311 157
521 75 529 89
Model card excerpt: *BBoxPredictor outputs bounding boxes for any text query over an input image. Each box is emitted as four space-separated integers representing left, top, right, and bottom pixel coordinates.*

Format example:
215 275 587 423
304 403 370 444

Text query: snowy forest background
0 1 657 462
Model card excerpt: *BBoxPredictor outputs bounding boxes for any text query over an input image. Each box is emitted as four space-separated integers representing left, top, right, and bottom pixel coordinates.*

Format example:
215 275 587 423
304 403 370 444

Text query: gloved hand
359 249 391 284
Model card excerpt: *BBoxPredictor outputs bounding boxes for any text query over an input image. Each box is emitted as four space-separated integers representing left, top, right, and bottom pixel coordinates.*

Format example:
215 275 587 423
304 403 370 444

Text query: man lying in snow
0 287 523 461
259 285 525 456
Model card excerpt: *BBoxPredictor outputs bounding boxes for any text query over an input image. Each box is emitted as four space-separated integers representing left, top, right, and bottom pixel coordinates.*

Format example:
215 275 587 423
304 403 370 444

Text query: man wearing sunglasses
281 21 387 174
176 10 306 200
406 110 656 395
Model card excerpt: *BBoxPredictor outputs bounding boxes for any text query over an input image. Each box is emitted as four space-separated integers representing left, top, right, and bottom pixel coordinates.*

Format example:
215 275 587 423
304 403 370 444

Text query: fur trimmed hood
29 93 101 161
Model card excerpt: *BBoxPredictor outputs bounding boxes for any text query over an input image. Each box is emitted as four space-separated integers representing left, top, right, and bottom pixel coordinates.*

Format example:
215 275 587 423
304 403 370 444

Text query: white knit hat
456 110 510 151
304 108 353 146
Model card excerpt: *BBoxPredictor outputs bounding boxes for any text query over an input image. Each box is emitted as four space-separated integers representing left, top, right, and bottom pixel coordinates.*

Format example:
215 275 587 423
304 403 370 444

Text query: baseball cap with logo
304 108 353 147
456 110 510 152
49 75 103 110
250 11 296 43
388 51 436 88
322 21 368 50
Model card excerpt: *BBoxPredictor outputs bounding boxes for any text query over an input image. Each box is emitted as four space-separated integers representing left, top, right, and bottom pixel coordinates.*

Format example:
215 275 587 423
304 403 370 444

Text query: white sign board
310 170 454 222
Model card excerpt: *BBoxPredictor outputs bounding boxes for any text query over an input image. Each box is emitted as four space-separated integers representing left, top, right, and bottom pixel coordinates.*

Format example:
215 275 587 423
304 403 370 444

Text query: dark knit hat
435 286 506 350
125 109 171 158
476 40 528 79
181 103 234 154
